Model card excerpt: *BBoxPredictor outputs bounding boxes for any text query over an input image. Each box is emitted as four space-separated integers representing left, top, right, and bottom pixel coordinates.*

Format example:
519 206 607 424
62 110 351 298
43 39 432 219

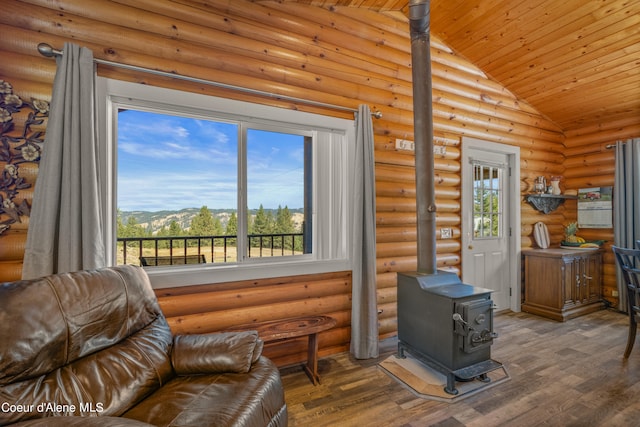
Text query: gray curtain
22 43 105 279
614 138 640 311
350 104 379 359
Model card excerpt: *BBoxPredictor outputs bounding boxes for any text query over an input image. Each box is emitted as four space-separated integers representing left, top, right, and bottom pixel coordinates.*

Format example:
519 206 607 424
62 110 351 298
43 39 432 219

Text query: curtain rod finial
38 43 60 57
37 43 54 57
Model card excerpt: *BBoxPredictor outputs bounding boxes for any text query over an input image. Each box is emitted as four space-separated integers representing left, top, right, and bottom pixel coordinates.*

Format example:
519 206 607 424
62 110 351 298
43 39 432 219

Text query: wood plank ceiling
283 0 640 132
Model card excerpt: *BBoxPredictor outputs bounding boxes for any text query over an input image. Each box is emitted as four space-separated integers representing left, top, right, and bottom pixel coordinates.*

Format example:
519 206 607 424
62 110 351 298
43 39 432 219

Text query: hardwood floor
280 309 640 426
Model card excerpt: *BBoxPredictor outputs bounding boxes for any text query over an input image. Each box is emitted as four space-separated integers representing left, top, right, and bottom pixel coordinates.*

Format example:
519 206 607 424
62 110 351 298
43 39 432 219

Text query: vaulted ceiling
284 0 640 132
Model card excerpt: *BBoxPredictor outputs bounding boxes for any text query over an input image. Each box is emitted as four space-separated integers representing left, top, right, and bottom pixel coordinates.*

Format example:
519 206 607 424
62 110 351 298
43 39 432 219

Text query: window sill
146 258 351 289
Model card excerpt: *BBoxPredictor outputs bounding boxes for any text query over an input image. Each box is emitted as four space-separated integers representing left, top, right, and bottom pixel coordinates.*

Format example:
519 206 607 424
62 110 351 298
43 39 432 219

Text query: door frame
461 137 521 312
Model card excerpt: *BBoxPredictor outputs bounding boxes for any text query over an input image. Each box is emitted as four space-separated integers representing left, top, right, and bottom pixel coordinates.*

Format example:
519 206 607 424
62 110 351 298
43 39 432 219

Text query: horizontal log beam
166 293 351 335
158 277 351 318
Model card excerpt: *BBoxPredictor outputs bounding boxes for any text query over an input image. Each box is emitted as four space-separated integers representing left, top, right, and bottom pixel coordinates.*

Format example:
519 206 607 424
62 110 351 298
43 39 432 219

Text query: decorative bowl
560 240 605 249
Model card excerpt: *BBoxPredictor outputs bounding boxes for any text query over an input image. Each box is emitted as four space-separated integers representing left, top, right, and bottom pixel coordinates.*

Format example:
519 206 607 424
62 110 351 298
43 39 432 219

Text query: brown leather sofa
0 265 287 427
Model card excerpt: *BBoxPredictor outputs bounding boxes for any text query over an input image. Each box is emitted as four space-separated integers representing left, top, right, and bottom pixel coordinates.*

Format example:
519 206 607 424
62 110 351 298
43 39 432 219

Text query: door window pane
473 163 502 238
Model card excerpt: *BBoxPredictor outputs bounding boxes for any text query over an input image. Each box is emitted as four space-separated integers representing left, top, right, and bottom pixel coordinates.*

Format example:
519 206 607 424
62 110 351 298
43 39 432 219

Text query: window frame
96 78 354 288
240 123 314 263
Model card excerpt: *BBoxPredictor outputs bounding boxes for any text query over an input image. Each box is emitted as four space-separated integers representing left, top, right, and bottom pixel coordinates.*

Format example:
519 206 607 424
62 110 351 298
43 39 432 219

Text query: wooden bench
139 254 206 266
225 315 337 385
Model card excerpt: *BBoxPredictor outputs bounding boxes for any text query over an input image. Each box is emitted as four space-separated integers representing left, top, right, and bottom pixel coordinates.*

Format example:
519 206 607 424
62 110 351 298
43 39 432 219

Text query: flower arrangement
0 80 49 235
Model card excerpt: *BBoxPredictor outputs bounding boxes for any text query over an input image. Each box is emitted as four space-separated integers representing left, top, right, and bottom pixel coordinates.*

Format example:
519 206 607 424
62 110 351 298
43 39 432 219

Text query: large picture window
97 78 354 287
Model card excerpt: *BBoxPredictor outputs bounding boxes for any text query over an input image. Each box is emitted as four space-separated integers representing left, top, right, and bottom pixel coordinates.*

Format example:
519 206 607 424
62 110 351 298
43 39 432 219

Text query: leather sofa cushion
0 266 163 385
172 331 264 375
0 266 174 425
122 357 286 427
0 317 174 425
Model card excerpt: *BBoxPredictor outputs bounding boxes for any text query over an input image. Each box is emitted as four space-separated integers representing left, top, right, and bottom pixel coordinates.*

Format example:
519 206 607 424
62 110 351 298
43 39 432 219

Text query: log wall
154 270 352 367
563 118 640 309
0 0 622 364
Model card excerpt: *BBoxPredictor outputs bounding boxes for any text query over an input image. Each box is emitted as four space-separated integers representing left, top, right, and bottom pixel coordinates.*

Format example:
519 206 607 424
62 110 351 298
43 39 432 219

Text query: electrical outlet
440 227 452 239
612 290 619 297
433 145 447 155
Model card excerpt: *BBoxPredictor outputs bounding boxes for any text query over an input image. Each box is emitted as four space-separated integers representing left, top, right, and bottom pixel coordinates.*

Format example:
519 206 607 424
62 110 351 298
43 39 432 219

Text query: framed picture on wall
577 187 613 228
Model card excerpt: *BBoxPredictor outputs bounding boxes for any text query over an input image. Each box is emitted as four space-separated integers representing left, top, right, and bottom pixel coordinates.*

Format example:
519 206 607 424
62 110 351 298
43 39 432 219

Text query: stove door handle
471 330 498 344
452 313 467 325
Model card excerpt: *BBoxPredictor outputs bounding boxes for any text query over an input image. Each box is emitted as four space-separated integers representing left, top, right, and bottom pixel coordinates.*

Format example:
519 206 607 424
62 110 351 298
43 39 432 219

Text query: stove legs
445 374 459 395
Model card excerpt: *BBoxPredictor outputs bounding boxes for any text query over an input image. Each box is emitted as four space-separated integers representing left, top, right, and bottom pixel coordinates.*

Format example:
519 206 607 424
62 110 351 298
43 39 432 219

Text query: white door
462 140 519 311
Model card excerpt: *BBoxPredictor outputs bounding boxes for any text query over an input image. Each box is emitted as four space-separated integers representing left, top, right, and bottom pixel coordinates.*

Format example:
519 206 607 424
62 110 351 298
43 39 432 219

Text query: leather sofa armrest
171 330 264 375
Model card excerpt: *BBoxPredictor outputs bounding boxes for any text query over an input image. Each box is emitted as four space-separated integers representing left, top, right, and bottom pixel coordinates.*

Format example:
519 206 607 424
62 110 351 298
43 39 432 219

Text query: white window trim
96 77 355 288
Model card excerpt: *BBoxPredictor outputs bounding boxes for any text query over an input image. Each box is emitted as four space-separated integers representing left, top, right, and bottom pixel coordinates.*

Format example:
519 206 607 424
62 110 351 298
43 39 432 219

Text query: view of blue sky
117 109 305 212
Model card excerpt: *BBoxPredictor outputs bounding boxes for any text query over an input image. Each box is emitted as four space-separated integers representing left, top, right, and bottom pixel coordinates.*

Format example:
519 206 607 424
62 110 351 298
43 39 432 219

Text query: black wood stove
397 271 503 395
399 0 504 396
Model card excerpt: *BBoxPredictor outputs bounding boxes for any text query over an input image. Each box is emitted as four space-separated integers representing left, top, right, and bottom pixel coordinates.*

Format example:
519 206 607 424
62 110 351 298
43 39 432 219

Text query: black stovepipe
409 0 437 275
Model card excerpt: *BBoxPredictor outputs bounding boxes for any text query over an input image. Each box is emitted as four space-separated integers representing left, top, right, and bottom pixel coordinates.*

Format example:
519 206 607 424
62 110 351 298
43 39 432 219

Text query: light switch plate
395 139 414 151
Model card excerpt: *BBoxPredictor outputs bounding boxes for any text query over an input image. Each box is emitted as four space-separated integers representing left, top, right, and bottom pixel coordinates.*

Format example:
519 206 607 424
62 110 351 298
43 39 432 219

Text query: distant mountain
119 208 304 235
119 208 200 233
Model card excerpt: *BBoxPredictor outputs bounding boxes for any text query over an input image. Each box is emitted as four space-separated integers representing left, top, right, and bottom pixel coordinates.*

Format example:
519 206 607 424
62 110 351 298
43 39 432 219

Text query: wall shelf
525 194 578 214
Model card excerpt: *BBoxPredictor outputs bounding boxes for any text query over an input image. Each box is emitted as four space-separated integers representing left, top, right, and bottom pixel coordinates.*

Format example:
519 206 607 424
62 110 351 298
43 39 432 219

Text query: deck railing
117 233 305 266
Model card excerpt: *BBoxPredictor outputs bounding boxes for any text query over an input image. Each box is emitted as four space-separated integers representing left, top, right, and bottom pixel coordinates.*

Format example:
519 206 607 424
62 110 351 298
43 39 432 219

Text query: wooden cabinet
522 248 604 321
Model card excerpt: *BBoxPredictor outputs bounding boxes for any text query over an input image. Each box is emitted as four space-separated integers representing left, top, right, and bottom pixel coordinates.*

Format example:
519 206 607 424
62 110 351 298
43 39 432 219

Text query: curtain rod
37 43 382 119
606 142 625 149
